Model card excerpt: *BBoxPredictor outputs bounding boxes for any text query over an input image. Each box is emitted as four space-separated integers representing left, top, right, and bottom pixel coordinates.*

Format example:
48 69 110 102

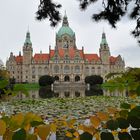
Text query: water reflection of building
6 13 125 83
14 88 127 100
53 88 85 98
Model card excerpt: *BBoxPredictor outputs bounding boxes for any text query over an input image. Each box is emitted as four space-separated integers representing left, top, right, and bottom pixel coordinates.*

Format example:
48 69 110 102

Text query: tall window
91 67 95 74
64 55 70 63
85 66 89 73
97 66 101 75
38 67 42 73
54 65 59 73
75 65 80 73
32 67 35 74
44 66 48 74
64 65 70 74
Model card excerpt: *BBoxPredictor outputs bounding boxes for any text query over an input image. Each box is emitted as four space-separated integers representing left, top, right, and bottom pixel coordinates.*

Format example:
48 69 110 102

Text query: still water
14 86 127 100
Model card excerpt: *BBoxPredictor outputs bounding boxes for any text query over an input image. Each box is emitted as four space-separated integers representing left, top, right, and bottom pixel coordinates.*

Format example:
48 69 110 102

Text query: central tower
56 13 76 49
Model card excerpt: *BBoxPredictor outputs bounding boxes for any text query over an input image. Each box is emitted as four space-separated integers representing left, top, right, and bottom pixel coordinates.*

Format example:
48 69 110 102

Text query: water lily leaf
37 124 50 140
97 112 109 121
130 130 140 140
65 131 73 137
101 132 114 140
12 128 26 140
3 129 13 140
0 119 6 136
80 132 93 140
30 121 44 127
108 107 118 114
119 110 128 119
26 134 38 140
50 123 57 132
106 120 119 131
120 103 131 109
73 131 79 137
117 117 129 129
90 116 100 128
118 132 132 140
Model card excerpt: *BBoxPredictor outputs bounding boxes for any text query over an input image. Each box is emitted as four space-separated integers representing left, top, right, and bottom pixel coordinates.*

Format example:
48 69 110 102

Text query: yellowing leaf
73 131 79 137
11 113 24 126
83 125 96 135
37 124 50 140
90 116 101 128
3 129 13 140
24 123 31 132
130 104 136 109
78 125 84 131
50 123 57 132
66 131 73 137
0 119 6 136
94 132 100 140
108 107 118 114
26 134 38 140
97 112 109 121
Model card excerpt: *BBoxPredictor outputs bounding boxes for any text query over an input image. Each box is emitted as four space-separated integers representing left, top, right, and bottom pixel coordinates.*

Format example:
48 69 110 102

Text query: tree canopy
39 75 55 86
37 0 140 43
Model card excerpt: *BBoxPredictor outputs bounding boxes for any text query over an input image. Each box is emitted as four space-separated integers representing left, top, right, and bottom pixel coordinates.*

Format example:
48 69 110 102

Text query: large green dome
57 14 75 38
57 26 75 37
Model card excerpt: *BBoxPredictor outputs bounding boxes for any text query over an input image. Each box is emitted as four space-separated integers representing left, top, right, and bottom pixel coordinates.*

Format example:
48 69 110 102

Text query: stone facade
6 14 125 83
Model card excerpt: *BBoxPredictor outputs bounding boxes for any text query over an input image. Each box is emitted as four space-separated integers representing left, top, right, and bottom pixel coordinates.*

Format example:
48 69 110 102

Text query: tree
39 75 55 86
37 0 140 43
85 75 103 85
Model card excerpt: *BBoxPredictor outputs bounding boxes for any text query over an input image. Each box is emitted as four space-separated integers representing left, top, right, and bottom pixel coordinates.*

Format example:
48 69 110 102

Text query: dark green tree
39 75 55 86
85 75 103 85
37 0 140 43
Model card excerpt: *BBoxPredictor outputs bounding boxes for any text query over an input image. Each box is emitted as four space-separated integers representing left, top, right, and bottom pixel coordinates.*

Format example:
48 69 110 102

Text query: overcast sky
0 0 140 67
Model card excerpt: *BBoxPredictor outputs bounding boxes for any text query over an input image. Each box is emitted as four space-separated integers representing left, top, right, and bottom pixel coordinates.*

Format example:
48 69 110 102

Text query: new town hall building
6 15 125 83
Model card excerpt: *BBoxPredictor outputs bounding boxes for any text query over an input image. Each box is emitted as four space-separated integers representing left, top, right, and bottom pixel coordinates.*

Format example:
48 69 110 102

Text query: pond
13 86 128 100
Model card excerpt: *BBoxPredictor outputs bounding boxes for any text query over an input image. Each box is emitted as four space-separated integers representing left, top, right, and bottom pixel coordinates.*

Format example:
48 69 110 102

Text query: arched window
64 75 70 82
75 91 80 97
32 67 35 74
85 66 89 73
38 67 42 73
64 55 70 63
44 66 48 73
75 55 80 60
54 65 59 73
54 76 59 81
64 65 70 74
91 67 95 74
75 75 80 82
97 66 101 75
75 65 80 73
65 92 70 97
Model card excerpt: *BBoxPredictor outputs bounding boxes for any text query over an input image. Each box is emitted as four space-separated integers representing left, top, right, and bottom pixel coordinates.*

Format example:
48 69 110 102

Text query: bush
39 75 54 86
85 75 103 86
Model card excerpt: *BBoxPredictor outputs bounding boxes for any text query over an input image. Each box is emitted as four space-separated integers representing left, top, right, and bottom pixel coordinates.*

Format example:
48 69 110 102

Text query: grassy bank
14 83 40 90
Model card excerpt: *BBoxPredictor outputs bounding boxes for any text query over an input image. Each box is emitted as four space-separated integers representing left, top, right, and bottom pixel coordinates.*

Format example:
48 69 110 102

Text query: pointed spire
62 11 69 26
100 31 108 45
24 30 32 46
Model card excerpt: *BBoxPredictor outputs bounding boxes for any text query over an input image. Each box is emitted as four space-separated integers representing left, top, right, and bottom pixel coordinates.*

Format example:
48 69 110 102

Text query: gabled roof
110 56 117 64
15 56 23 63
34 54 49 61
84 54 100 61
50 47 84 59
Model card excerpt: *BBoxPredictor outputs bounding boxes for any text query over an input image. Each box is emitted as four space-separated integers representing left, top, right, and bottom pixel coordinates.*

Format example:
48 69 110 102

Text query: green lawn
14 83 40 90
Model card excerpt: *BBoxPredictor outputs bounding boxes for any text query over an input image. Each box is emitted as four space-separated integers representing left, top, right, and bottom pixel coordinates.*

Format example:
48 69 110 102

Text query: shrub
85 75 103 85
39 75 54 86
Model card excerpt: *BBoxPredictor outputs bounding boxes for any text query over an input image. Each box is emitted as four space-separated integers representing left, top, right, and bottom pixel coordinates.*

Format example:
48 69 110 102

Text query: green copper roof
57 26 75 37
24 31 32 45
57 13 75 37
100 32 108 45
